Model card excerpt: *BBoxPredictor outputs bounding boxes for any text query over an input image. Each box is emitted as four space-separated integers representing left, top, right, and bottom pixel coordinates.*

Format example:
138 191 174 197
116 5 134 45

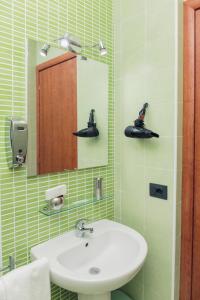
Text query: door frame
180 1 200 299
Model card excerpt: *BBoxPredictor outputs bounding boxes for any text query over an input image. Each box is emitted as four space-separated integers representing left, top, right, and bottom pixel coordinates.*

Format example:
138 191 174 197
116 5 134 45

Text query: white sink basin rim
31 219 148 297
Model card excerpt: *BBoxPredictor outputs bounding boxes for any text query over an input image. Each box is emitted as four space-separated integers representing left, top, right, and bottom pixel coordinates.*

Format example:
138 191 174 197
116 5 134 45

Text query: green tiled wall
0 0 114 299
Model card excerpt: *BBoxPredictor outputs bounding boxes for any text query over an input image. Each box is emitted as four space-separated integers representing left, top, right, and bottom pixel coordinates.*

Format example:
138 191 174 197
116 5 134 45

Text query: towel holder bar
0 256 15 273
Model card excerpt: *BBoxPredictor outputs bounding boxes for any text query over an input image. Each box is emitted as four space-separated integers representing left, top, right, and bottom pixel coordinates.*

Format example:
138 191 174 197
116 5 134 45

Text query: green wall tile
0 0 114 299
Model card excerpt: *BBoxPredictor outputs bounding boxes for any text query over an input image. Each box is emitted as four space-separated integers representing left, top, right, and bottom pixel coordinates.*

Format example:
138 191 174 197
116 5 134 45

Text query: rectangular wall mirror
27 39 108 176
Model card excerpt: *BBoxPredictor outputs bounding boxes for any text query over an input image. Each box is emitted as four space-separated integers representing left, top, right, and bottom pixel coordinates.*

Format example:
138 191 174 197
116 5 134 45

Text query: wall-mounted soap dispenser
9 117 28 167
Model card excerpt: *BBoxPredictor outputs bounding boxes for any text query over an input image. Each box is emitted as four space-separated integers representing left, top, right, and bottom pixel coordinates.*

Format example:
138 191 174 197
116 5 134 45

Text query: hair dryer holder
124 103 159 139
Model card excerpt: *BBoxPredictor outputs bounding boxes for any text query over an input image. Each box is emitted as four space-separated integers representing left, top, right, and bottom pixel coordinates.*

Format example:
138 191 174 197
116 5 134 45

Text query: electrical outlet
149 183 168 200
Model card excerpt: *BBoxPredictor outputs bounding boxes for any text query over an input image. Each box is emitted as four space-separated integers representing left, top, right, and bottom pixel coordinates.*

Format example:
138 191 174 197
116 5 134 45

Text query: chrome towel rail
0 256 15 273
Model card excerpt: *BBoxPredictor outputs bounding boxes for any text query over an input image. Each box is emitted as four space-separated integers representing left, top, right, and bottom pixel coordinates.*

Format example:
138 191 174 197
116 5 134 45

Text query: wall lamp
40 32 107 57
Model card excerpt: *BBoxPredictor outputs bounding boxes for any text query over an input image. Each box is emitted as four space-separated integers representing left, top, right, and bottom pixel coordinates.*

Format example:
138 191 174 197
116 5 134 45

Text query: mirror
27 39 108 176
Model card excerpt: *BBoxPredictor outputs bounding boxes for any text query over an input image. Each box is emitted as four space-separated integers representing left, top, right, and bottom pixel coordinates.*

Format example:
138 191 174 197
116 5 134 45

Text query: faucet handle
75 219 88 230
75 219 93 237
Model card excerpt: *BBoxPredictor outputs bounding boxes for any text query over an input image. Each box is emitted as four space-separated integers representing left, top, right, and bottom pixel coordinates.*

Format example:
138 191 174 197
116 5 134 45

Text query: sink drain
89 267 101 275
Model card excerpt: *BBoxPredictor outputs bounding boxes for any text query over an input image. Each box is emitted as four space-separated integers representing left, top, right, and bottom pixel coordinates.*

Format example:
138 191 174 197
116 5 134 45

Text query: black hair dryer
73 109 99 138
124 103 159 139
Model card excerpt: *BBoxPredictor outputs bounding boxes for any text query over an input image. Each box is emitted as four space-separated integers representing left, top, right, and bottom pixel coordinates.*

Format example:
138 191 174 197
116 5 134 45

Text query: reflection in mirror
73 109 99 138
27 39 108 176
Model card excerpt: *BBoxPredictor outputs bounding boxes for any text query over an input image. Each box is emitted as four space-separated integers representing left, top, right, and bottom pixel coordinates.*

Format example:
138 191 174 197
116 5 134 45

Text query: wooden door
36 53 77 174
181 1 200 299
192 8 200 299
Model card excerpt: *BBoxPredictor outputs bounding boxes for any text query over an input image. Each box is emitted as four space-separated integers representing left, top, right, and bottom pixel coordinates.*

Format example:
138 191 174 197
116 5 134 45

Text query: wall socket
149 183 168 200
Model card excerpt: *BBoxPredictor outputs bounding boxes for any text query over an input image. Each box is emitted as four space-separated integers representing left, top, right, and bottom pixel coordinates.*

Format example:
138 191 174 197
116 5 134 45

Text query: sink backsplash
0 0 114 299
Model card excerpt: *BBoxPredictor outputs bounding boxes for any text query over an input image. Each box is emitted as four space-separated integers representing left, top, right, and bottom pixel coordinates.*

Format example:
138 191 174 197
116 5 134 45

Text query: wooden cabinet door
37 54 77 174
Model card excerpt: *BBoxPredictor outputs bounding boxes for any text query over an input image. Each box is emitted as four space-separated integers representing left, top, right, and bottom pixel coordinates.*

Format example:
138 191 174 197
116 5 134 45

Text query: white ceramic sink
31 219 147 300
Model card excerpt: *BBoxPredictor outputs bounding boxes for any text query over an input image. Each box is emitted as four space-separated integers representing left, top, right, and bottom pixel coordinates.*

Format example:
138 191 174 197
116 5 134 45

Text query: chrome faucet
75 219 94 237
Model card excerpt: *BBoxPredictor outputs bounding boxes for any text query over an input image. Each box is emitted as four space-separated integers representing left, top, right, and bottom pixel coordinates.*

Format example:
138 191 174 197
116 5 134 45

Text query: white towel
0 258 50 300
0 280 6 300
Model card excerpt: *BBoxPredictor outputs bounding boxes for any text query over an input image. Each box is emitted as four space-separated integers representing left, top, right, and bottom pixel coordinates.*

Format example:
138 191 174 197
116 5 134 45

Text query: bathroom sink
31 219 147 300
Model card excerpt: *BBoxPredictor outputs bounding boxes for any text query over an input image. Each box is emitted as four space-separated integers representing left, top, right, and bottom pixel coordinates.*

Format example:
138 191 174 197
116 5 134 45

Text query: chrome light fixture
39 33 107 57
84 39 107 56
58 33 82 52
59 34 70 49
40 44 51 56
99 40 107 56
